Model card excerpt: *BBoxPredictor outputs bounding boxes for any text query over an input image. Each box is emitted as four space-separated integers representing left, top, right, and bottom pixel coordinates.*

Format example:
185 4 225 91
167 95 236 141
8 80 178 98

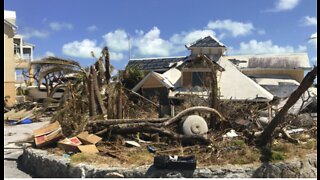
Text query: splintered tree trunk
104 47 111 85
94 60 103 91
88 73 96 117
257 66 317 146
91 66 107 115
107 93 113 119
201 55 219 129
116 84 123 119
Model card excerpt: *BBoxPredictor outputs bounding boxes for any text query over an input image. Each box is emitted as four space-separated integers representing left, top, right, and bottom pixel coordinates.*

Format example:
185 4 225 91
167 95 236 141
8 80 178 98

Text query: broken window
192 72 204 86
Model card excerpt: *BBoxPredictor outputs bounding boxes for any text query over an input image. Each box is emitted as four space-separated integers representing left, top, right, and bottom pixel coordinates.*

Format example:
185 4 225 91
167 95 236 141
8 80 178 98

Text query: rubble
33 121 63 147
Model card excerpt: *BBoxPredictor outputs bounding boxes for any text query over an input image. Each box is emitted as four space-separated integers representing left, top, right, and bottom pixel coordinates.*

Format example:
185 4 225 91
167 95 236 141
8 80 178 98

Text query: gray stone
20 148 317 178
105 172 124 178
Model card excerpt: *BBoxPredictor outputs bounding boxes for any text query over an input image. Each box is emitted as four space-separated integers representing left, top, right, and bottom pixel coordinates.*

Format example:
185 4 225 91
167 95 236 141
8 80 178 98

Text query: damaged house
127 36 317 117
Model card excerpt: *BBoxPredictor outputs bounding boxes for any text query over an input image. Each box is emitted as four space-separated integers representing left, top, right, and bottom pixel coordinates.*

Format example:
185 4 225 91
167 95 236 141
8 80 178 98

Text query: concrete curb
20 148 317 178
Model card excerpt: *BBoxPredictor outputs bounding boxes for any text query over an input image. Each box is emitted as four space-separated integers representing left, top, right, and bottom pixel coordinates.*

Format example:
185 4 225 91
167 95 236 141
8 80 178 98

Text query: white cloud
302 16 317 26
207 19 254 37
229 39 307 55
22 29 50 39
169 29 216 53
62 39 124 61
133 26 173 57
270 0 300 12
45 51 55 57
49 22 73 31
111 69 119 77
109 52 124 61
34 51 55 60
62 39 102 58
87 25 98 32
257 29 266 35
308 32 317 48
42 18 48 23
170 29 216 45
102 29 129 52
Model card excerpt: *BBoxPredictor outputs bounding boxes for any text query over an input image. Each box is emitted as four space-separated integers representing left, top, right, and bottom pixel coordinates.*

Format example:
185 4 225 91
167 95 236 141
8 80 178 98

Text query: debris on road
222 129 238 138
76 131 102 145
33 121 63 147
58 133 101 153
125 140 141 148
154 155 197 170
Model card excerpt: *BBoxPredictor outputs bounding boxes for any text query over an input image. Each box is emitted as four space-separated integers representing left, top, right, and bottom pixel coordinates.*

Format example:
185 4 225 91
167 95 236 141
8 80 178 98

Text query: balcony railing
14 54 32 61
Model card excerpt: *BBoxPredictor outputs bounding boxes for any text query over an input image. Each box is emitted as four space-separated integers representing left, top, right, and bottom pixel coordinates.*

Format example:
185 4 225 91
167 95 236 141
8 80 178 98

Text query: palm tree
31 47 112 136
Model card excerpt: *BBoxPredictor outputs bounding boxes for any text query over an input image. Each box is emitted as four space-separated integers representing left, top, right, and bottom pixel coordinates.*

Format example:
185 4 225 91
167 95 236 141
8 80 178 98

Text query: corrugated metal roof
224 53 311 69
188 36 226 48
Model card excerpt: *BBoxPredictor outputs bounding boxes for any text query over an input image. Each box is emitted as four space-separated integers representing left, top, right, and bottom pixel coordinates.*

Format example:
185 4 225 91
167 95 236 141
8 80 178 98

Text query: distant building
127 36 316 115
4 10 35 106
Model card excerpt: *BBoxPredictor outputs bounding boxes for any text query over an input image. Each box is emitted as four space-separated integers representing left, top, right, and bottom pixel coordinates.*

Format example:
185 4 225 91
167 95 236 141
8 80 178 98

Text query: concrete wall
20 148 317 178
242 69 305 83
4 23 16 106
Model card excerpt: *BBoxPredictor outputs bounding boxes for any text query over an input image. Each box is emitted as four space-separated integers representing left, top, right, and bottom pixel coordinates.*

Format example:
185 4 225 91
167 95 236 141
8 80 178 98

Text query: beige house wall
4 23 16 106
141 75 164 88
241 69 305 83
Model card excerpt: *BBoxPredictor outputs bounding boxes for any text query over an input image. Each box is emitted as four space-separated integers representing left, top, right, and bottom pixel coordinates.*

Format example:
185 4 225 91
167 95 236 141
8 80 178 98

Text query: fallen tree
87 106 226 145
255 66 317 146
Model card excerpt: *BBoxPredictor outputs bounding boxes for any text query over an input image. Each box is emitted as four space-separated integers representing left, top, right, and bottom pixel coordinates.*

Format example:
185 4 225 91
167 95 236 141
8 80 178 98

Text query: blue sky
4 0 317 72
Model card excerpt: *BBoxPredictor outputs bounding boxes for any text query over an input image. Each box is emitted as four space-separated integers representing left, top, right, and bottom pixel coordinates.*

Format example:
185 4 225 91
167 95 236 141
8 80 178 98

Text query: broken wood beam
88 117 169 125
123 87 159 107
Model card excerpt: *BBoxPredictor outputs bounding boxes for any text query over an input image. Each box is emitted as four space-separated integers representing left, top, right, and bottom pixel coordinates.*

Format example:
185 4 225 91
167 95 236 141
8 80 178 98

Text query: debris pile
6 47 316 167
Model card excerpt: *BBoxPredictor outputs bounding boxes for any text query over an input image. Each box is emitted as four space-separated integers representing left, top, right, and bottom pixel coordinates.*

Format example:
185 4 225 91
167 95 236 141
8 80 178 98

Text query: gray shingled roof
188 36 226 48
127 56 187 71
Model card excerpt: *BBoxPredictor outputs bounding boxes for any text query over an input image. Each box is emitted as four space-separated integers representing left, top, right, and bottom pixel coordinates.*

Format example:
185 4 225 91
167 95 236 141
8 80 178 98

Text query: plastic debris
147 145 157 153
154 155 197 170
222 129 238 138
125 140 141 147
18 118 32 124
33 121 63 147
286 128 305 134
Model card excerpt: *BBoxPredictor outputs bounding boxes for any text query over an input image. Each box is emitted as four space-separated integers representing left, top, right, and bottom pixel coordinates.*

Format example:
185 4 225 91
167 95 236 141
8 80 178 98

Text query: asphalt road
4 121 49 178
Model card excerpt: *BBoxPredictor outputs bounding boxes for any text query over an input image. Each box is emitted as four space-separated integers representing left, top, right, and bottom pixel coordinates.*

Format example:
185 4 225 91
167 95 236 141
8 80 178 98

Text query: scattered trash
58 137 81 152
154 155 197 170
234 119 250 127
63 154 71 159
222 129 238 138
77 131 102 145
17 118 32 124
286 128 305 134
4 107 38 121
58 136 100 153
77 145 99 153
147 145 157 153
125 140 141 147
33 121 63 147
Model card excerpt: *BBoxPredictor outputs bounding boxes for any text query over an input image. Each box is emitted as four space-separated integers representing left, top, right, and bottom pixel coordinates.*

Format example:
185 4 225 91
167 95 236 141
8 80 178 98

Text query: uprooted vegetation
26 47 317 167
